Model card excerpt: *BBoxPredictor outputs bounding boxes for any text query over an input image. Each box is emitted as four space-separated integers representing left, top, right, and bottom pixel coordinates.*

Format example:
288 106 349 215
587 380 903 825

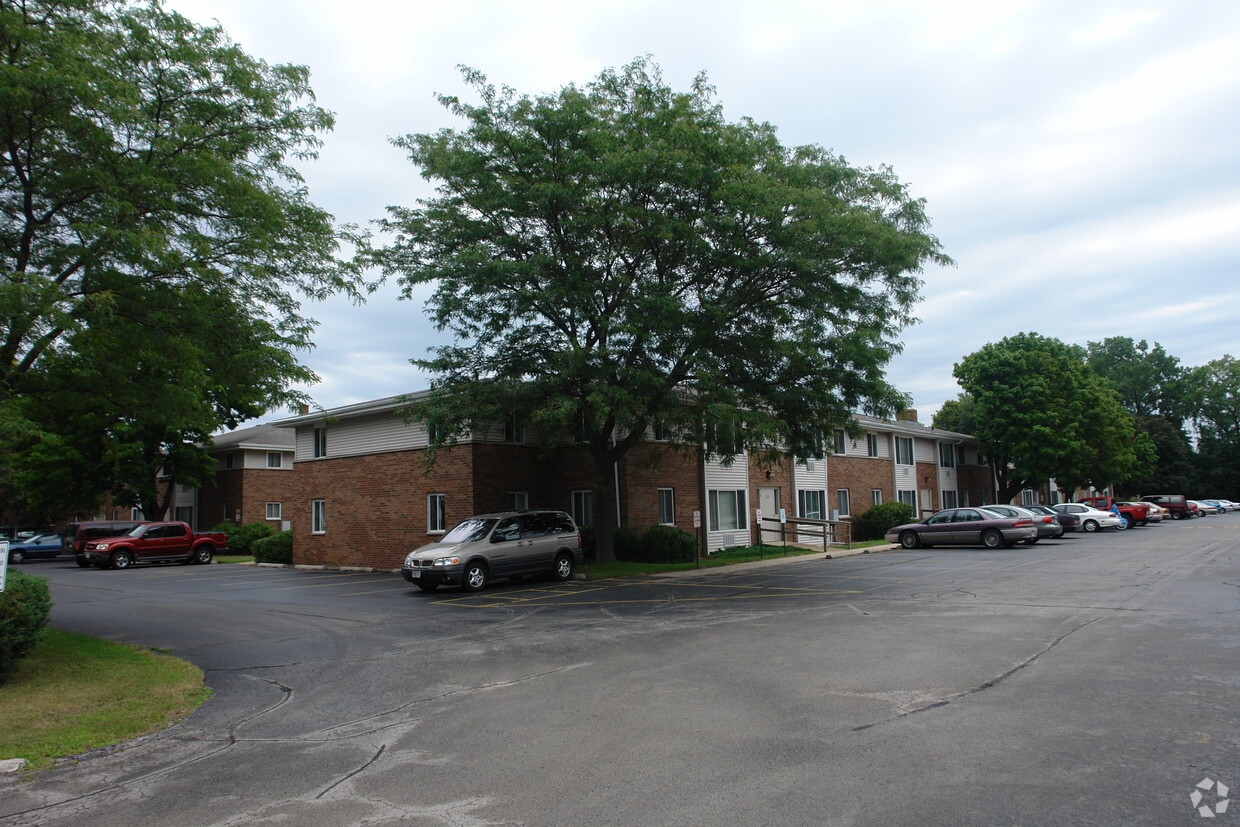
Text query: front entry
758 487 782 545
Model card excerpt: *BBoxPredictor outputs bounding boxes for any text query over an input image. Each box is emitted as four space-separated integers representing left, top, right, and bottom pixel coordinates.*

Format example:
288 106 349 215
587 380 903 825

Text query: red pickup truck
1076 497 1151 528
77 521 228 570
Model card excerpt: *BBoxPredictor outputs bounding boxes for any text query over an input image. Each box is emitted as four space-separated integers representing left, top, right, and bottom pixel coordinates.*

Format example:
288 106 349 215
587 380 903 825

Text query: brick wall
917 461 939 512
620 442 703 531
198 469 244 528
829 455 894 516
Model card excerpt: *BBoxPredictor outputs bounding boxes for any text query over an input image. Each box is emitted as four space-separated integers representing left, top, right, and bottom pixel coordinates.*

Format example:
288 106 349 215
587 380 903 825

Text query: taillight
1014 520 1033 527
1041 517 1054 523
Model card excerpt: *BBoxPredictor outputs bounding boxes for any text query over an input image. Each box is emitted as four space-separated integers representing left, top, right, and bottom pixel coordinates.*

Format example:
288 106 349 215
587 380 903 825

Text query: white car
1052 503 1125 532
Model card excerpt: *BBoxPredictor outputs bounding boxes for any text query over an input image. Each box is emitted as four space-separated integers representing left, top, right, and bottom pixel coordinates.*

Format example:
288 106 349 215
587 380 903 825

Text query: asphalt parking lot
4 517 1239 825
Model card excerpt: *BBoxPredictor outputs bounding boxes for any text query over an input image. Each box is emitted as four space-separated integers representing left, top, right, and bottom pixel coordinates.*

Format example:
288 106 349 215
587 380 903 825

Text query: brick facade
829 455 896 515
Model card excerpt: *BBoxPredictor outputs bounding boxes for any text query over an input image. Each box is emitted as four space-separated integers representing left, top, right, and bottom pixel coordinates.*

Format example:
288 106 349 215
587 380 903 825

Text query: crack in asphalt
850 616 1104 732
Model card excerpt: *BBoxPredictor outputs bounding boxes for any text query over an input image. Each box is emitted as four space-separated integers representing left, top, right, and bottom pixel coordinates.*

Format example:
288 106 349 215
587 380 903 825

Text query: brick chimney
896 408 918 423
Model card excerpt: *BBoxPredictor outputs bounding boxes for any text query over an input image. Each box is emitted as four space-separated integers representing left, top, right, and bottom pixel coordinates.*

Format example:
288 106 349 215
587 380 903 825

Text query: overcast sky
165 0 1240 426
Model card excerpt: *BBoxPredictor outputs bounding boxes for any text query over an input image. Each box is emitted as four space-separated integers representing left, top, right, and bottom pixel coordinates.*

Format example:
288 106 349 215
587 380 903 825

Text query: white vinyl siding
295 413 444 461
704 450 749 553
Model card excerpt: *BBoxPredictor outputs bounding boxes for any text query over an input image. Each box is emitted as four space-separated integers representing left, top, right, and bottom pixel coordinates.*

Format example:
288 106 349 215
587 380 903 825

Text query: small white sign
755 509 763 524
692 510 701 529
779 508 787 524
0 541 8 592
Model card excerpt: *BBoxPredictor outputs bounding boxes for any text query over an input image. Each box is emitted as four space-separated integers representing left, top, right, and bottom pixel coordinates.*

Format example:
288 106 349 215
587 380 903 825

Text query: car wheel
1137 519 1148 527
1115 518 1128 531
461 561 488 592
899 531 921 549
76 558 92 568
981 529 1004 549
192 546 213 565
10 549 24 564
1170 510 1184 520
414 581 438 592
552 552 574 581
1082 519 1099 532
110 550 134 570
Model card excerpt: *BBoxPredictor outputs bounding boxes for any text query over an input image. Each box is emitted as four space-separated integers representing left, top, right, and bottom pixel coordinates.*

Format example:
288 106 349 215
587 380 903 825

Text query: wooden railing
756 515 851 553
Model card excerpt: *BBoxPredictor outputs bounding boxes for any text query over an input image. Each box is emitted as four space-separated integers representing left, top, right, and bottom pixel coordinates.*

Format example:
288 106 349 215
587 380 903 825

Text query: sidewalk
647 544 893 579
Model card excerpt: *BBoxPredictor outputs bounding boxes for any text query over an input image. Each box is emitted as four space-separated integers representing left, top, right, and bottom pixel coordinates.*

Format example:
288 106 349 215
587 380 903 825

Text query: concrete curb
648 545 895 579
1 758 27 774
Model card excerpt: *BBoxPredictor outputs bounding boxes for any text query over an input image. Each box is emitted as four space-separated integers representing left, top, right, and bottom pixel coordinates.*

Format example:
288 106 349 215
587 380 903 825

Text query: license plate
407 569 420 578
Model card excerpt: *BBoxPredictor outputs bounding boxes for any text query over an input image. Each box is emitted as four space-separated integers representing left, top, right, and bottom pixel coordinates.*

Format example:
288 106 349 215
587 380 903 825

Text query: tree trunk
589 442 619 565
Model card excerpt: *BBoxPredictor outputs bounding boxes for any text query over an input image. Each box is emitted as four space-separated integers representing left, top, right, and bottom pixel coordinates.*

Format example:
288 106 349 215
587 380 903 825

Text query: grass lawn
0 628 211 771
215 555 255 564
579 539 888 579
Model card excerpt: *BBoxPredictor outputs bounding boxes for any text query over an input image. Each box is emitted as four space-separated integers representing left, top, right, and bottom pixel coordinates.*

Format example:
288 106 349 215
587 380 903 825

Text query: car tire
110 550 134 570
552 552 574 581
9 550 24 564
981 529 1004 549
461 561 488 592
1137 519 1148 527
76 558 92 568
1115 518 1128 531
1083 519 1099 532
414 581 438 592
192 546 213 565
899 531 921 549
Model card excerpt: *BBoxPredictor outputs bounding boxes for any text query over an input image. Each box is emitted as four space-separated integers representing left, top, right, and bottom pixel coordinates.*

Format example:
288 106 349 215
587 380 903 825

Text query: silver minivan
401 509 582 592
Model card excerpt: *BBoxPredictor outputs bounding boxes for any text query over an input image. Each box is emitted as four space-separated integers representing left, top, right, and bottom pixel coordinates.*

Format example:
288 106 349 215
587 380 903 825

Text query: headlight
95 543 110 550
433 556 462 567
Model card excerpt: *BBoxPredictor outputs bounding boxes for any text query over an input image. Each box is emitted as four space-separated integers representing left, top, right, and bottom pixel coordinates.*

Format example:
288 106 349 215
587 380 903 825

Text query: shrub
252 530 293 564
611 524 699 563
852 502 916 541
210 521 275 555
612 526 643 561
0 570 52 684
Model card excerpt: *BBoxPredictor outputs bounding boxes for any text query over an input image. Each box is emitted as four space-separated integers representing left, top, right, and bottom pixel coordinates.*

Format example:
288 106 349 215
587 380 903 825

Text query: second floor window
896 437 914 466
313 427 327 458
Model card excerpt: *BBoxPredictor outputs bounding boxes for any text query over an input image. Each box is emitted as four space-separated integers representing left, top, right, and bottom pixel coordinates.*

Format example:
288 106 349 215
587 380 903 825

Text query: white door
758 487 781 544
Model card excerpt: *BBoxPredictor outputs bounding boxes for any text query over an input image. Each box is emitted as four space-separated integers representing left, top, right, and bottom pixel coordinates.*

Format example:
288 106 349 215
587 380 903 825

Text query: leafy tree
1085 337 1189 420
931 393 978 434
1188 355 1240 496
0 0 360 408
953 333 1152 502
370 59 950 562
3 282 316 519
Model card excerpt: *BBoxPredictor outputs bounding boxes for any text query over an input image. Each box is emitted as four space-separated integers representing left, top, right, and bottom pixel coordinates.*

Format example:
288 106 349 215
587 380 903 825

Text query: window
836 489 851 517
871 489 883 506
223 504 233 521
708 490 748 531
313 427 327 458
266 502 282 520
957 445 966 465
130 508 144 520
658 488 675 524
266 452 283 469
833 429 847 454
224 453 234 469
505 412 526 444
798 489 825 520
173 506 194 526
938 443 955 468
898 490 917 508
896 437 914 466
572 490 593 527
942 490 958 509
311 499 326 533
652 417 669 442
428 494 446 533
507 491 529 511
867 434 880 457
961 491 971 507
1021 489 1035 506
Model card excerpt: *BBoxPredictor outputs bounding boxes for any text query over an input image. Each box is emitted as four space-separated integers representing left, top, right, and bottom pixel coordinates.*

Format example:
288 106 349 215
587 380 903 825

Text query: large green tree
953 333 1152 502
0 0 359 406
371 59 949 562
1188 355 1240 496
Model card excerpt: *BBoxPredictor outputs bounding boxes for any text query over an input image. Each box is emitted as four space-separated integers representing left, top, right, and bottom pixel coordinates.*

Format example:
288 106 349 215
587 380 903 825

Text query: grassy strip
0 628 211 771
215 555 255 564
579 540 889 579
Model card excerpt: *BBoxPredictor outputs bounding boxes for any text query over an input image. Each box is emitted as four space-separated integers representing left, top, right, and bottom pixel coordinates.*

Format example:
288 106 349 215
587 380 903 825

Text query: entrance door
758 487 781 544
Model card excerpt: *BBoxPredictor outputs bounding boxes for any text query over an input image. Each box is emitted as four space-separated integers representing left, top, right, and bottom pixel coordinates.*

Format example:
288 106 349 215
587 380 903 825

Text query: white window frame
507 491 529 511
896 437 914 466
428 493 446 533
833 429 847 454
836 489 851 517
867 434 879 457
505 412 526 444
265 502 282 520
942 490 958 509
871 488 883 506
311 499 326 534
572 490 593 527
798 489 825 521
313 427 327 458
708 489 748 532
938 442 956 468
266 452 283 469
898 490 917 508
657 488 675 525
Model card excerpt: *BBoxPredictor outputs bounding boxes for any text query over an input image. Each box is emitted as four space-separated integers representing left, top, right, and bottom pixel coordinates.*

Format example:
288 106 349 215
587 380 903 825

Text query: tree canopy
0 0 361 517
951 332 1152 502
371 58 950 561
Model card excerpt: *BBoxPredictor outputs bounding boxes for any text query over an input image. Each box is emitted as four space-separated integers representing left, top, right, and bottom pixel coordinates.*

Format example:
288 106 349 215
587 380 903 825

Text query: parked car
1139 494 1193 520
62 520 150 566
1190 500 1223 515
1026 503 1080 533
1200 499 1233 513
0 525 50 542
1122 501 1164 523
885 507 1038 549
402 509 583 592
1076 496 1151 527
1052 503 1125 532
5 532 63 564
77 521 226 569
981 504 1065 542
1212 499 1240 511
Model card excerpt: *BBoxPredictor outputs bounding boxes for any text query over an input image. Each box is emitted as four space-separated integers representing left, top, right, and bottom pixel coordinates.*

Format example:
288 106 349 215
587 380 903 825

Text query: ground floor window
658 488 675 524
898 490 917 508
507 491 529 511
871 489 883 506
572 490 593 527
836 489 851 517
798 489 825 520
1021 489 1035 506
961 491 971 507
708 489 748 531
311 499 326 534
942 490 958 509
428 493 446 533
266 502 282 521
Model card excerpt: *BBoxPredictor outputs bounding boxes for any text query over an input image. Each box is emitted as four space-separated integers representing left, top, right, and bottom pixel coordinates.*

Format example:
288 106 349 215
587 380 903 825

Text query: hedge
252 531 293 564
852 502 917 541
0 570 52 684
210 521 275 555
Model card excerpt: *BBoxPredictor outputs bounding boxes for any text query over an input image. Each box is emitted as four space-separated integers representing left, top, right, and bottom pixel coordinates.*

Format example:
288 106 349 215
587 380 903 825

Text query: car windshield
440 518 496 544
125 525 147 537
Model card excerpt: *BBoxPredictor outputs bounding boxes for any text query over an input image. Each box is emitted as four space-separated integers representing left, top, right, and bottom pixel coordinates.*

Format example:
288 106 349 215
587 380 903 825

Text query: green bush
210 521 275 555
852 502 916 541
0 570 52 684
613 524 699 563
612 526 643 561
252 530 293 564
